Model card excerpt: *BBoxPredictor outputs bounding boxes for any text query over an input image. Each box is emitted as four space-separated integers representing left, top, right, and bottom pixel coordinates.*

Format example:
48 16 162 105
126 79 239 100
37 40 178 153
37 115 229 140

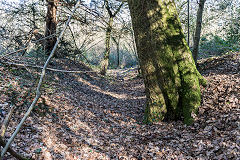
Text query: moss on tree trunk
100 17 113 75
128 0 206 125
100 1 124 75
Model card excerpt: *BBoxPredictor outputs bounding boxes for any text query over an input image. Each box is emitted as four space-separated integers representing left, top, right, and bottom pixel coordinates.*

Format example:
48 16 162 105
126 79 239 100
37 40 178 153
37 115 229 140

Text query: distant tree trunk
45 0 58 55
112 35 121 68
100 16 113 75
100 0 124 75
192 0 206 63
116 36 121 68
128 0 206 124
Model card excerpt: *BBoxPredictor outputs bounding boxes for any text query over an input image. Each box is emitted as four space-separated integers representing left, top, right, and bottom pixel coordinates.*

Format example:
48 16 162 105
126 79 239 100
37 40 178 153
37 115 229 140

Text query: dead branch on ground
1 60 97 73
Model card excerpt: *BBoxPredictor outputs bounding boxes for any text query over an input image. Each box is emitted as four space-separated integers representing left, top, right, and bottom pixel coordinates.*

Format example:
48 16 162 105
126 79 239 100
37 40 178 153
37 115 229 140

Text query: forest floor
0 53 239 160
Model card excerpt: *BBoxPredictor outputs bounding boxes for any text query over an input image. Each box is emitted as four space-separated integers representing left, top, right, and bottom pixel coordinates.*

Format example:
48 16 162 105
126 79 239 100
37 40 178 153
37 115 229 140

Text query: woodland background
0 0 239 159
0 0 239 67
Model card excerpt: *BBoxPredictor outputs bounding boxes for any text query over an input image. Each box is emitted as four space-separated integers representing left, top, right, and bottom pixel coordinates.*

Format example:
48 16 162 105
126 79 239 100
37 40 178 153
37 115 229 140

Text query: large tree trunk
100 17 113 75
192 0 206 63
128 0 206 124
45 0 58 55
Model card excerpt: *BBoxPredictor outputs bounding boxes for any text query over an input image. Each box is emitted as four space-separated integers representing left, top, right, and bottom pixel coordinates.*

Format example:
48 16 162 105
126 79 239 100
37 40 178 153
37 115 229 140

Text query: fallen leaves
0 53 239 159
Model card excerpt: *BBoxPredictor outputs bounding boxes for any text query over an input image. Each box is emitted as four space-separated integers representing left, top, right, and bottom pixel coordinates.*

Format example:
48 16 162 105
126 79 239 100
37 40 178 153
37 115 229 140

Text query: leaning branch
1 60 97 73
0 137 28 160
0 0 81 158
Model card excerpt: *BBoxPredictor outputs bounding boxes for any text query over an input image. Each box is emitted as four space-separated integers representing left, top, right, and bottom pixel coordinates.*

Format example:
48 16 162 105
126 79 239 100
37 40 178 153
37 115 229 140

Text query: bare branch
1 60 97 73
0 47 28 60
113 2 124 17
68 25 91 64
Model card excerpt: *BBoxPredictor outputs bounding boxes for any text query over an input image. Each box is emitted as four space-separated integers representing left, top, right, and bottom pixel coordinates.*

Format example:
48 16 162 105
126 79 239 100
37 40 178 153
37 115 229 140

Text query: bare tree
100 0 124 75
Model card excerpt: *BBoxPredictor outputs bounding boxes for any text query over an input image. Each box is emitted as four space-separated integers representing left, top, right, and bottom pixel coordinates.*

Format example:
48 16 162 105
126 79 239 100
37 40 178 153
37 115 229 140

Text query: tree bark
100 1 124 75
192 0 206 63
112 35 121 68
45 0 58 55
128 0 206 124
100 17 113 75
116 36 121 68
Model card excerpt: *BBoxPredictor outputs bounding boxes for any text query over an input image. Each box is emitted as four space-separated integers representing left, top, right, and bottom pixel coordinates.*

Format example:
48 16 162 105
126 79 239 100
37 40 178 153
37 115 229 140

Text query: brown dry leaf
0 53 239 159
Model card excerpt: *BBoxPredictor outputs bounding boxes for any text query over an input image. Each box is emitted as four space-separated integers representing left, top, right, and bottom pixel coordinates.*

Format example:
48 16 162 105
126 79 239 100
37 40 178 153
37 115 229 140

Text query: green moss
180 72 201 125
129 0 204 125
144 102 166 123
143 70 168 123
197 71 207 86
100 17 113 75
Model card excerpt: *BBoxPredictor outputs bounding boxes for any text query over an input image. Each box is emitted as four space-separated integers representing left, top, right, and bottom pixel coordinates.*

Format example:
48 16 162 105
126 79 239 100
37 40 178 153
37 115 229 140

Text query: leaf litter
0 53 239 159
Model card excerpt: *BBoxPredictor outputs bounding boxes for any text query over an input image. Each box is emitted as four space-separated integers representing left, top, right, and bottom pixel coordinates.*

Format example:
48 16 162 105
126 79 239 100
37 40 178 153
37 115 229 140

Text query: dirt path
0 53 239 159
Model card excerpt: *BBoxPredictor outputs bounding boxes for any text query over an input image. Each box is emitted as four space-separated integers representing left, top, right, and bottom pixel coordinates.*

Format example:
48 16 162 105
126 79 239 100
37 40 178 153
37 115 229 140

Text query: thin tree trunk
117 39 120 68
100 0 124 75
45 0 58 55
128 0 206 124
112 35 121 68
192 0 206 63
100 16 113 75
0 105 15 138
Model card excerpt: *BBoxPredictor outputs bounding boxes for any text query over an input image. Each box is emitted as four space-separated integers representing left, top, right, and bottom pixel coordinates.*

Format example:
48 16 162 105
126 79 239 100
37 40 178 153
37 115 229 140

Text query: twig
31 33 56 44
0 0 81 158
0 29 38 59
0 33 56 60
0 47 28 60
21 29 37 56
68 25 91 64
0 105 15 138
1 60 97 73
